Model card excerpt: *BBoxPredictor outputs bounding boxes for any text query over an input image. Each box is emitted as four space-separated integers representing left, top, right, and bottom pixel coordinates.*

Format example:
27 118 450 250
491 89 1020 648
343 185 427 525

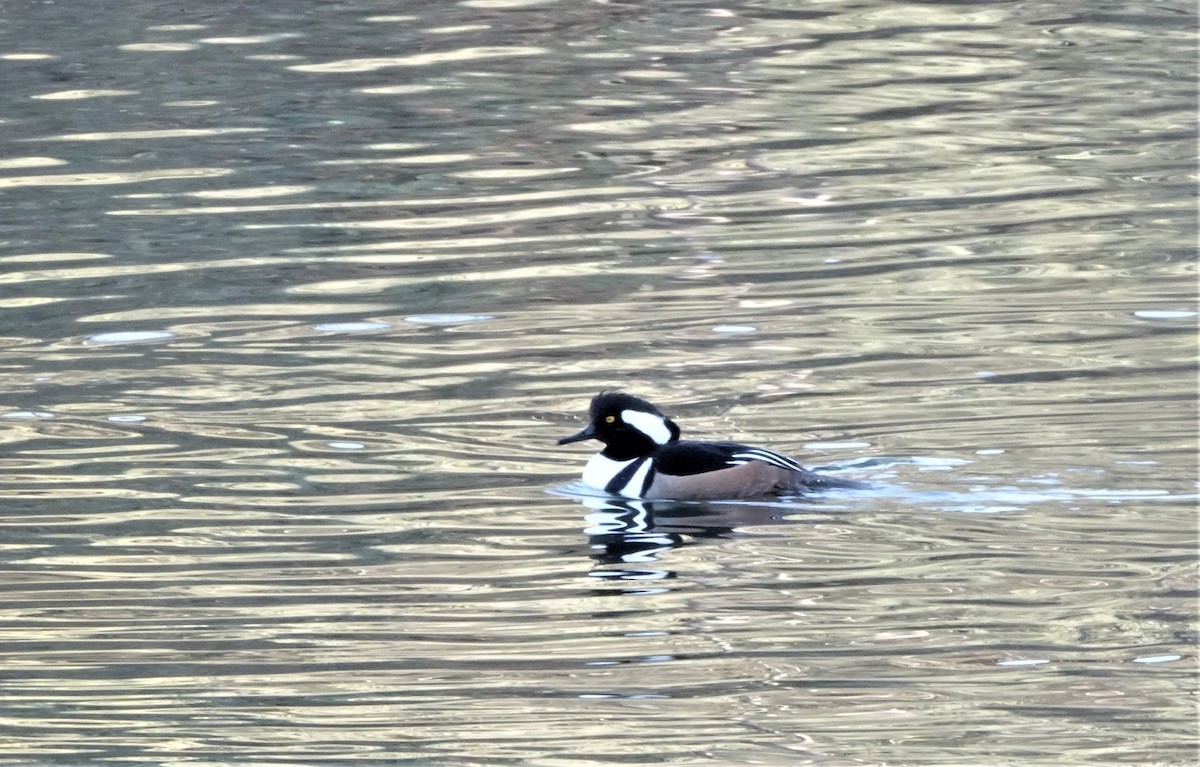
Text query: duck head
558 391 681 460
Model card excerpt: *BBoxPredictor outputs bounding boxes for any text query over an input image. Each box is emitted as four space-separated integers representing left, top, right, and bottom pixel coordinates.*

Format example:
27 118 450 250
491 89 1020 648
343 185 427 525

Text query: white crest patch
622 409 672 445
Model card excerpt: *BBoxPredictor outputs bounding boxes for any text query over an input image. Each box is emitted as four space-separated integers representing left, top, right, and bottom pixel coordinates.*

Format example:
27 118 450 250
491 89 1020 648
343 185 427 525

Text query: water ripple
0 0 1191 763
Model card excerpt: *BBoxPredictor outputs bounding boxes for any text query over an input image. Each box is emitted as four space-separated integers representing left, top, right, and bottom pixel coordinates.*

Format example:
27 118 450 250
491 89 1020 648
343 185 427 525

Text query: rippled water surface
0 1 1195 764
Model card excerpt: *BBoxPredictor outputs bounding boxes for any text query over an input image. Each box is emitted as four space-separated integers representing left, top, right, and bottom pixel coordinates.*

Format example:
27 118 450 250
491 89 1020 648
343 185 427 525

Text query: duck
558 391 864 500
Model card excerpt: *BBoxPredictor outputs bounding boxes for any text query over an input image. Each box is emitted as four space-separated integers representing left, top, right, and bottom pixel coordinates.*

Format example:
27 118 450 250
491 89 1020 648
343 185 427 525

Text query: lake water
0 1 1195 764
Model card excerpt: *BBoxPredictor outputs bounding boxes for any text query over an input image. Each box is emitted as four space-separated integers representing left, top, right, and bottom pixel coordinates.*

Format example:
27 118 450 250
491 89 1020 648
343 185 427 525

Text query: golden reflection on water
0 168 234 188
289 46 546 73
31 89 139 100
29 128 265 141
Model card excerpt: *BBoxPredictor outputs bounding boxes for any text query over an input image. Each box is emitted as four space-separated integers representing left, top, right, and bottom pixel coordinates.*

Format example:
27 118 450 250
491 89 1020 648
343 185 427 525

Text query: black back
653 441 752 476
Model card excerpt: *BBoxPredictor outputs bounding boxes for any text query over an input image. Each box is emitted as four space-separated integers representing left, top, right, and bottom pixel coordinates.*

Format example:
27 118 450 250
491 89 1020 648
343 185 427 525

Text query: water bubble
712 324 757 334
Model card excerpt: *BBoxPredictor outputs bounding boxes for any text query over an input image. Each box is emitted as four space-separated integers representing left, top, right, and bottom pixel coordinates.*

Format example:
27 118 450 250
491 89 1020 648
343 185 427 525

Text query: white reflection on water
404 314 495 325
86 330 175 344
312 321 392 333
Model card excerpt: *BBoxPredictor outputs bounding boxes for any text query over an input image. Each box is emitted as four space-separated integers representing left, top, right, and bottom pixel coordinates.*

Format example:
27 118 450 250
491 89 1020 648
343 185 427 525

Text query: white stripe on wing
729 448 806 473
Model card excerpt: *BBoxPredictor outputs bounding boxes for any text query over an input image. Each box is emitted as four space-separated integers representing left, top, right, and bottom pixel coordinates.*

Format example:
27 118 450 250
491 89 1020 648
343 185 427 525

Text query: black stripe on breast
605 457 647 494
638 464 657 497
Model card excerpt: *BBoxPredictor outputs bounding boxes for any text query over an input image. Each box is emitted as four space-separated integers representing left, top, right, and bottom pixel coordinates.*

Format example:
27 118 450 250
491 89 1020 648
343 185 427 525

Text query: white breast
582 453 634 490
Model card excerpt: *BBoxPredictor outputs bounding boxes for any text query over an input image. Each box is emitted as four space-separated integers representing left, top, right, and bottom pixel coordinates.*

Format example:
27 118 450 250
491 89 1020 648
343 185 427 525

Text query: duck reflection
578 494 795 582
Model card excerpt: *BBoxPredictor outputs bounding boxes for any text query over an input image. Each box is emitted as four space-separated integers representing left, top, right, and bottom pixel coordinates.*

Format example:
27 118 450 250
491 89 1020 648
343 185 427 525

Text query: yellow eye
604 415 616 424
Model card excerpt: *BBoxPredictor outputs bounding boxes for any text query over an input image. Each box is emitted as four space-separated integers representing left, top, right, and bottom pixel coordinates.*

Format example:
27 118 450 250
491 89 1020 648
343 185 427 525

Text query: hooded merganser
558 391 864 500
